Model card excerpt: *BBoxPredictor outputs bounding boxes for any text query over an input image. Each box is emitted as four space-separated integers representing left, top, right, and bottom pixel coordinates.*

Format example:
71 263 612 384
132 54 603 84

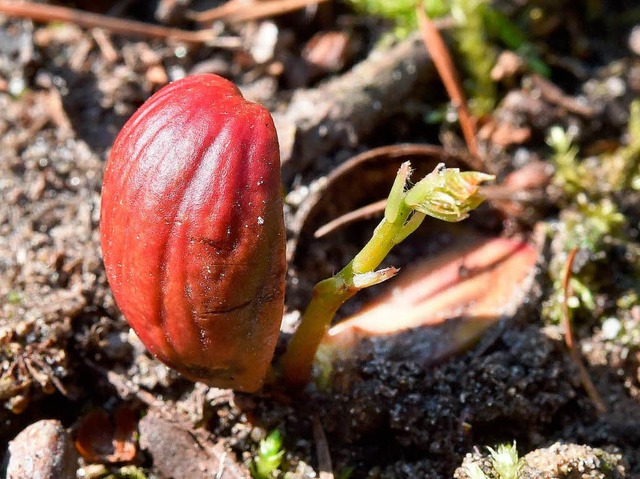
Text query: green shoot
543 122 634 325
103 466 148 479
404 166 490 221
250 430 285 479
547 126 585 197
461 442 522 479
281 163 492 387
487 442 522 479
462 463 489 479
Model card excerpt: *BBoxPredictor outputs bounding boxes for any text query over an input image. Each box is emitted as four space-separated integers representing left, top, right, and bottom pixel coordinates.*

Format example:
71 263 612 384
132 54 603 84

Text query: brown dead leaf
74 406 137 463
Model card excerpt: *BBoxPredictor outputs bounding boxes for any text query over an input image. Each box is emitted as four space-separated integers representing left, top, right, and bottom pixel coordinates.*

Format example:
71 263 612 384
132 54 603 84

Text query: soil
1 2 640 479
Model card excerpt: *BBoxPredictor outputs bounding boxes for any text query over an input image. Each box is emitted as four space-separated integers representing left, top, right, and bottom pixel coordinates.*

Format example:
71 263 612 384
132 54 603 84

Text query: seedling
281 162 493 386
462 442 522 479
249 429 285 479
100 74 491 392
487 442 522 479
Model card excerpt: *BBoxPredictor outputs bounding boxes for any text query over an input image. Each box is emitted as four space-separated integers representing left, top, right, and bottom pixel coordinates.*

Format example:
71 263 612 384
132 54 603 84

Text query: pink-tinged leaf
320 237 539 370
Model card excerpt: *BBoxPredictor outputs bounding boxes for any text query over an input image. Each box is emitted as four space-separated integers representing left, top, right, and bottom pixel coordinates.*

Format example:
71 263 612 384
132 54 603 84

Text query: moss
458 442 523 479
487 443 522 479
451 0 497 115
348 1 550 114
458 443 625 479
347 0 448 37
6 291 22 305
542 114 640 326
549 100 640 197
250 429 285 479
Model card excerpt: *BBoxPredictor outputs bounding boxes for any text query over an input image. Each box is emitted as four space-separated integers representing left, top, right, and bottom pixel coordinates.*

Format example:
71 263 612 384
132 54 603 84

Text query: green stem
280 162 492 388
281 202 413 387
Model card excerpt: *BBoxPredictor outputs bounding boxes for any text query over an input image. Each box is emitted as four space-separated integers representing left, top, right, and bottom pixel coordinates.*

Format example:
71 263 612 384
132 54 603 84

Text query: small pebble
601 317 622 340
6 419 78 479
629 25 640 55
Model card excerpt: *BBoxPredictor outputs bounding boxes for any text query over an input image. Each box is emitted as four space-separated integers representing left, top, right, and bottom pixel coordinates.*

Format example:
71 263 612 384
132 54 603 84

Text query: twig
415 1 481 167
289 143 461 262
315 199 387 238
68 35 93 71
532 74 596 117
0 1 240 46
189 0 330 24
313 188 542 238
562 248 578 351
562 247 606 414
312 416 334 479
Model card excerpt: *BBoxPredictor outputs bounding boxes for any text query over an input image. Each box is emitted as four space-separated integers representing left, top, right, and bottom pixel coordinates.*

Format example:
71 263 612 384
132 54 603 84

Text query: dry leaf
74 406 137 463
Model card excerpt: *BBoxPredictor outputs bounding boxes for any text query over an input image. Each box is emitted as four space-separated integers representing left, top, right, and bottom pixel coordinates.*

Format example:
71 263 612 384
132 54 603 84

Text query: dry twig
415 1 481 167
532 74 596 117
0 1 240 46
312 415 334 479
315 199 386 238
84 358 160 408
562 247 606 414
189 0 330 24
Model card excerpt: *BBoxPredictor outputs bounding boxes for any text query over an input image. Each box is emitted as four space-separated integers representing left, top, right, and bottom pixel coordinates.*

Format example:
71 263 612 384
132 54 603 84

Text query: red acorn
100 74 286 392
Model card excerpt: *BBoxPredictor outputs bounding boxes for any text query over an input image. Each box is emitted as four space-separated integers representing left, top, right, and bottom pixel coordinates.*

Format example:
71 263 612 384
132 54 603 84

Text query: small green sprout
281 162 492 386
547 126 585 197
463 463 490 479
250 430 285 479
462 442 522 479
487 442 522 479
404 165 493 222
6 291 22 305
543 120 635 325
